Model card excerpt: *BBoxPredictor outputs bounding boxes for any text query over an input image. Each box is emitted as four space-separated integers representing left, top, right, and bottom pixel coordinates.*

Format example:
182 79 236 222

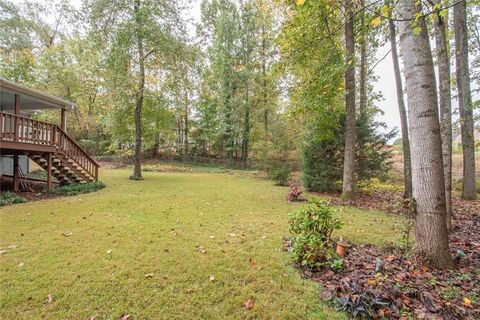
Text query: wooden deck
1 112 99 190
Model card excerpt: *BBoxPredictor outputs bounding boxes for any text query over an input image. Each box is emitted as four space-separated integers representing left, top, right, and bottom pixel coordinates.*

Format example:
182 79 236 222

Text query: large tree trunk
131 0 144 180
454 1 477 200
389 20 412 198
397 0 452 269
341 0 356 201
433 2 453 230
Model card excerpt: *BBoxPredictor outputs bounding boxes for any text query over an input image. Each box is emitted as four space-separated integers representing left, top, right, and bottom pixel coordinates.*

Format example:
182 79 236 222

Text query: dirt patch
1 176 61 202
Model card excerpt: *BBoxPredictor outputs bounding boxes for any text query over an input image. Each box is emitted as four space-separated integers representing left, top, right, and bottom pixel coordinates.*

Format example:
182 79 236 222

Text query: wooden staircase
29 153 96 185
1 112 99 187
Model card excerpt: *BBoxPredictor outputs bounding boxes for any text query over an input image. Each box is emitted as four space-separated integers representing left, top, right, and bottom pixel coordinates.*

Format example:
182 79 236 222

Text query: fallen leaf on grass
89 317 96 320
47 293 54 303
107 249 112 255
197 246 207 254
209 275 215 282
7 244 17 249
62 231 72 237
118 314 130 320
228 233 236 237
18 262 24 268
243 299 254 309
249 258 257 268
145 273 154 278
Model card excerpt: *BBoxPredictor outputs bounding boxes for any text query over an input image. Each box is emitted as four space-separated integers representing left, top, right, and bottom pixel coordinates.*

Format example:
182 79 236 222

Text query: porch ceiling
0 78 75 112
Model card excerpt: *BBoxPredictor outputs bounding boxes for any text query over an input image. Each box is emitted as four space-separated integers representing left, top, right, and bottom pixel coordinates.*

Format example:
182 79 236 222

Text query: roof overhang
0 77 76 112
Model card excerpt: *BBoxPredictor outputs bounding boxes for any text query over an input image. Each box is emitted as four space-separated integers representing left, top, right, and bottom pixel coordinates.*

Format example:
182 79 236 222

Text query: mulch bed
0 176 60 202
291 191 480 319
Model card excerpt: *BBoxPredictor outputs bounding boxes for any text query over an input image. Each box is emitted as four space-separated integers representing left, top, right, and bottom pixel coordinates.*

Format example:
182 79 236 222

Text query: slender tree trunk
242 85 250 162
261 22 268 140
357 0 367 180
225 85 234 161
454 1 477 200
341 0 356 201
131 0 144 180
397 0 452 269
184 88 189 157
433 2 453 230
359 0 367 117
389 19 412 198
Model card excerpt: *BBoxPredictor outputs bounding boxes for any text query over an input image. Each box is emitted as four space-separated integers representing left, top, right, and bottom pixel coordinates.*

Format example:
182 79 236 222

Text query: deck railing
0 112 99 180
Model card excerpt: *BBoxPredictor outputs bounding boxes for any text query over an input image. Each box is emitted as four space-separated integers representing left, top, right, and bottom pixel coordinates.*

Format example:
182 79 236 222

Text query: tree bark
454 1 477 200
389 19 412 198
341 0 356 201
357 0 367 180
261 20 268 141
432 2 453 230
131 0 144 180
397 0 452 269
359 0 367 117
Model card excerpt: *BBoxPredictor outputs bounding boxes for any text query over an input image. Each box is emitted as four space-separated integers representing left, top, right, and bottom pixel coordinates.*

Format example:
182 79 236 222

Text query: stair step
28 152 96 186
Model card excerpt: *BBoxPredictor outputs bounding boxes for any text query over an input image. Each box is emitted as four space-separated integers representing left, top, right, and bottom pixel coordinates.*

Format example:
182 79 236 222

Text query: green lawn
0 168 404 319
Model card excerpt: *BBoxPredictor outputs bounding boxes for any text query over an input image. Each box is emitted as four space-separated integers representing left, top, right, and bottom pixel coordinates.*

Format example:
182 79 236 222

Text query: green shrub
288 198 342 268
49 181 105 196
0 192 28 206
302 114 396 192
268 167 292 186
357 178 404 195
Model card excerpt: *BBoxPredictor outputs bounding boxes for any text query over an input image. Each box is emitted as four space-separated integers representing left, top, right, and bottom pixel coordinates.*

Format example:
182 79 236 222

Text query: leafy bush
268 166 292 186
287 186 303 202
357 178 404 195
329 258 344 271
0 192 28 206
49 181 105 196
289 198 342 268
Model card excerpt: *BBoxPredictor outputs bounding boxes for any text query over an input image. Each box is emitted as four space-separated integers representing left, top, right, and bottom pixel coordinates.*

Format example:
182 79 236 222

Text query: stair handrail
53 127 100 181
0 112 99 180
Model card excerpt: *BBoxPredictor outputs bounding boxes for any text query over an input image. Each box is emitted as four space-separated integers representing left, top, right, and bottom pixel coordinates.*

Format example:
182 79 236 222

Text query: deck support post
13 154 19 192
46 153 52 190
